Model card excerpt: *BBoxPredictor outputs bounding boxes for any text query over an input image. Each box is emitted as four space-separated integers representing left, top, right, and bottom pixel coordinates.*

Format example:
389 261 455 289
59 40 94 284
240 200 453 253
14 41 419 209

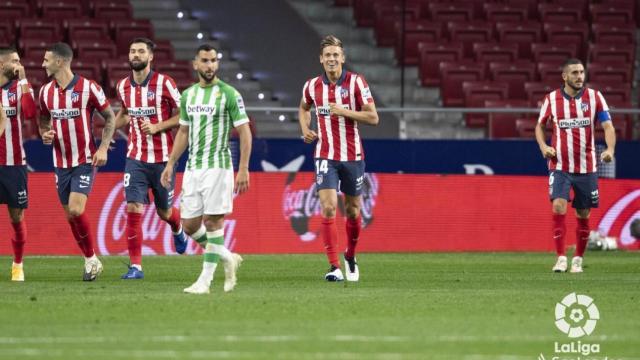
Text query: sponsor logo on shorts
3 106 17 117
591 190 599 204
128 107 157 117
316 174 323 185
79 174 91 188
50 108 81 119
558 117 591 129
355 175 364 190
17 189 27 205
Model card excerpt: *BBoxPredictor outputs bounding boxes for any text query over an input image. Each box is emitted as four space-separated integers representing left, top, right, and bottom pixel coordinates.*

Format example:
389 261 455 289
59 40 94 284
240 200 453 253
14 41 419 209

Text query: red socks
553 214 566 256
69 214 95 258
127 212 143 265
166 208 181 233
576 218 590 257
321 217 340 268
345 216 361 259
11 221 26 264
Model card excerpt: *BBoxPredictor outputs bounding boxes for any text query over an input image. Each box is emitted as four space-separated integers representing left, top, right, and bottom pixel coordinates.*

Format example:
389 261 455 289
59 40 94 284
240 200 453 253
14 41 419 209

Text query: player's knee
321 204 336 218
67 207 84 218
576 209 590 219
126 202 143 213
552 202 567 214
345 205 360 219
156 208 171 221
9 210 24 223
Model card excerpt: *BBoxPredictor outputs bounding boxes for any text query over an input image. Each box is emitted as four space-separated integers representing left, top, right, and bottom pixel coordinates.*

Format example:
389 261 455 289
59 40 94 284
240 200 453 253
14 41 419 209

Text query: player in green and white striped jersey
161 44 252 295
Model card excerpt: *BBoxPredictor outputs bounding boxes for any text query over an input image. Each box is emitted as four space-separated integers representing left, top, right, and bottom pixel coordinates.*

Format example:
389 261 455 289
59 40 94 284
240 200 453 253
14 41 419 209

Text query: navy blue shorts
549 170 599 209
54 164 96 205
315 159 365 196
0 166 28 209
124 158 175 210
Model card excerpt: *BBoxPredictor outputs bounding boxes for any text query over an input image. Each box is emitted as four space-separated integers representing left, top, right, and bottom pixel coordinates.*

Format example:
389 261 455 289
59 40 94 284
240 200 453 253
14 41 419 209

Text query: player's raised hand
540 145 556 159
92 147 108 167
15 64 26 80
302 128 317 143
234 168 250 194
160 165 174 189
140 120 158 135
600 148 614 163
42 130 56 145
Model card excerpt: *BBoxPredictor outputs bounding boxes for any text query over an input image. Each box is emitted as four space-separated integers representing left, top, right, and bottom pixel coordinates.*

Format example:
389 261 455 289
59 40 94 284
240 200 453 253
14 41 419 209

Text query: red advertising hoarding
0 173 638 255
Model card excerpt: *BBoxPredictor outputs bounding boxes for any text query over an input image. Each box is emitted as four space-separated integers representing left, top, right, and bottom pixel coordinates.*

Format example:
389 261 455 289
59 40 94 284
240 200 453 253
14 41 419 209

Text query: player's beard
3 67 17 80
198 70 217 83
129 60 148 72
566 79 583 92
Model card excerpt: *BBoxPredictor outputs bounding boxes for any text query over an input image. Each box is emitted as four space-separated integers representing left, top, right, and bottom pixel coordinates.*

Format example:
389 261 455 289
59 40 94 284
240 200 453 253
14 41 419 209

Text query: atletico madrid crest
581 102 589 113
71 92 80 103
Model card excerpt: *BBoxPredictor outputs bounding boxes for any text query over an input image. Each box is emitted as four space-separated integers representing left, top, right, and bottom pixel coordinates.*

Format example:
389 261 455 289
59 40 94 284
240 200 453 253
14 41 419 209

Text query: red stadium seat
531 43 577 63
544 23 589 60
21 58 48 89
152 40 175 61
418 42 464 86
373 3 416 47
589 44 635 64
537 62 564 83
486 100 530 138
484 4 529 22
516 118 539 138
66 19 111 41
549 0 589 17
0 21 16 44
103 59 131 97
538 3 583 22
586 82 631 106
429 3 473 22
0 2 32 18
112 20 154 55
18 19 62 43
474 43 519 63
93 2 133 19
353 0 394 27
42 1 83 19
508 0 539 19
588 62 633 83
489 62 537 100
447 22 494 57
395 21 444 66
590 4 635 24
462 81 509 127
495 22 542 59
20 39 50 59
591 24 636 45
440 61 486 107
525 82 560 107
154 61 194 84
74 39 118 60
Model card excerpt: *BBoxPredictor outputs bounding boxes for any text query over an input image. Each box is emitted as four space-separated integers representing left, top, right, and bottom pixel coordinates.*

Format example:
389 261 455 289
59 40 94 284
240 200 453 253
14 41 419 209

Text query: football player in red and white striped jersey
38 43 117 281
113 38 186 279
0 46 37 281
299 35 379 282
535 58 616 273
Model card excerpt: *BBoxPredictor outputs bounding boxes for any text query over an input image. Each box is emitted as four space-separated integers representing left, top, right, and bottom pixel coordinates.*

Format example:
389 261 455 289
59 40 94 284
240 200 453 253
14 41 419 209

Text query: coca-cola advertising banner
0 173 638 255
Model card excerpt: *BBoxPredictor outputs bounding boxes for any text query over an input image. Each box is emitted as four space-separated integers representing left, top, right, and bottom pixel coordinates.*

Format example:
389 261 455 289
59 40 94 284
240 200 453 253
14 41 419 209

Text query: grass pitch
0 252 638 360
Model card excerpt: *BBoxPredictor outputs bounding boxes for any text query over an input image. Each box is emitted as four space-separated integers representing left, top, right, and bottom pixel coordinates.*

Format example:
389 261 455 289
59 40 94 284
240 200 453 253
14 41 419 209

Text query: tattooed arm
92 105 116 167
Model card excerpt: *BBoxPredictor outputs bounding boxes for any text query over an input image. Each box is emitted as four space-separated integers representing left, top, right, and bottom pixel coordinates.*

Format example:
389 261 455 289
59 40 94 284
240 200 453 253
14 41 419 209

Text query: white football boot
570 256 583 273
223 253 243 292
552 255 568 273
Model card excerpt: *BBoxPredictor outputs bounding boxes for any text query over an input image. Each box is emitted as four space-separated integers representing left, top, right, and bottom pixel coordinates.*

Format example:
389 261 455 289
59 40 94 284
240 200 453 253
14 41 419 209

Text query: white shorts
180 168 234 218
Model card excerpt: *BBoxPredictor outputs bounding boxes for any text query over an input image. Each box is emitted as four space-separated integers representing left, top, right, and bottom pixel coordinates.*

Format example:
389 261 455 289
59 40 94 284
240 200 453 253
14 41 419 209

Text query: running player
39 43 116 281
161 44 250 294
114 38 187 279
298 35 379 282
535 58 616 273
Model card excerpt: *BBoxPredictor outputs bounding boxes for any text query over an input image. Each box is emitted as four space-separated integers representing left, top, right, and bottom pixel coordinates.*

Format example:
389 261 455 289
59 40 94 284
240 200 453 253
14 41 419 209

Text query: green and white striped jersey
179 80 249 170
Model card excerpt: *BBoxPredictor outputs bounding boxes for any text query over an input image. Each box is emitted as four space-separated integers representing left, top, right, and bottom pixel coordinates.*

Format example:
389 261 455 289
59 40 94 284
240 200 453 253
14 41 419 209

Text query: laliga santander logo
598 189 640 248
555 293 599 338
282 172 379 242
96 181 237 256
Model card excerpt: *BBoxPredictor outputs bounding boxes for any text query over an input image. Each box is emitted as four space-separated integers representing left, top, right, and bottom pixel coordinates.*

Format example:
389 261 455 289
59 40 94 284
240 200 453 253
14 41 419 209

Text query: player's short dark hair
47 42 73 61
130 37 155 52
0 46 17 56
196 44 217 54
320 35 343 54
562 58 583 72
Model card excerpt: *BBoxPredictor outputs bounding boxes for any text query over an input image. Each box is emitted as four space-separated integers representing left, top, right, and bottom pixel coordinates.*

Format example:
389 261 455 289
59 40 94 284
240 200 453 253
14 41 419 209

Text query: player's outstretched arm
235 123 252 194
298 99 317 143
161 124 189 189
329 102 379 126
535 122 555 159
600 121 616 163
92 106 117 167
0 102 6 138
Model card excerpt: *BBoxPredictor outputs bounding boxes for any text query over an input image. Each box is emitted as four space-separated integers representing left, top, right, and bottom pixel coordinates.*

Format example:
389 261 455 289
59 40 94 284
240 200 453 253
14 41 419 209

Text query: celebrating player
114 38 187 280
0 47 36 281
298 35 379 282
161 44 250 294
535 58 616 273
38 43 116 281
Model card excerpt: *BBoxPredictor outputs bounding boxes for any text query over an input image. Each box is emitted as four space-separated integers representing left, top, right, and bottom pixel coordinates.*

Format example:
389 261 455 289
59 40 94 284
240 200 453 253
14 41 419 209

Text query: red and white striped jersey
538 87 612 174
302 71 374 161
39 74 110 168
1 80 36 166
116 71 180 163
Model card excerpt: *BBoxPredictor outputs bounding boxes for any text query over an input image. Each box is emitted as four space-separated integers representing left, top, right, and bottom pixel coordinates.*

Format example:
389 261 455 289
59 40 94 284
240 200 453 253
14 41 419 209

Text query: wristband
18 79 28 86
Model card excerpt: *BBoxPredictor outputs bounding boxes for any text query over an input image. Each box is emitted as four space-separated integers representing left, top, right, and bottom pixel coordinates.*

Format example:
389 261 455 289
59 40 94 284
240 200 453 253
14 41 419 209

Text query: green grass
0 252 638 360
